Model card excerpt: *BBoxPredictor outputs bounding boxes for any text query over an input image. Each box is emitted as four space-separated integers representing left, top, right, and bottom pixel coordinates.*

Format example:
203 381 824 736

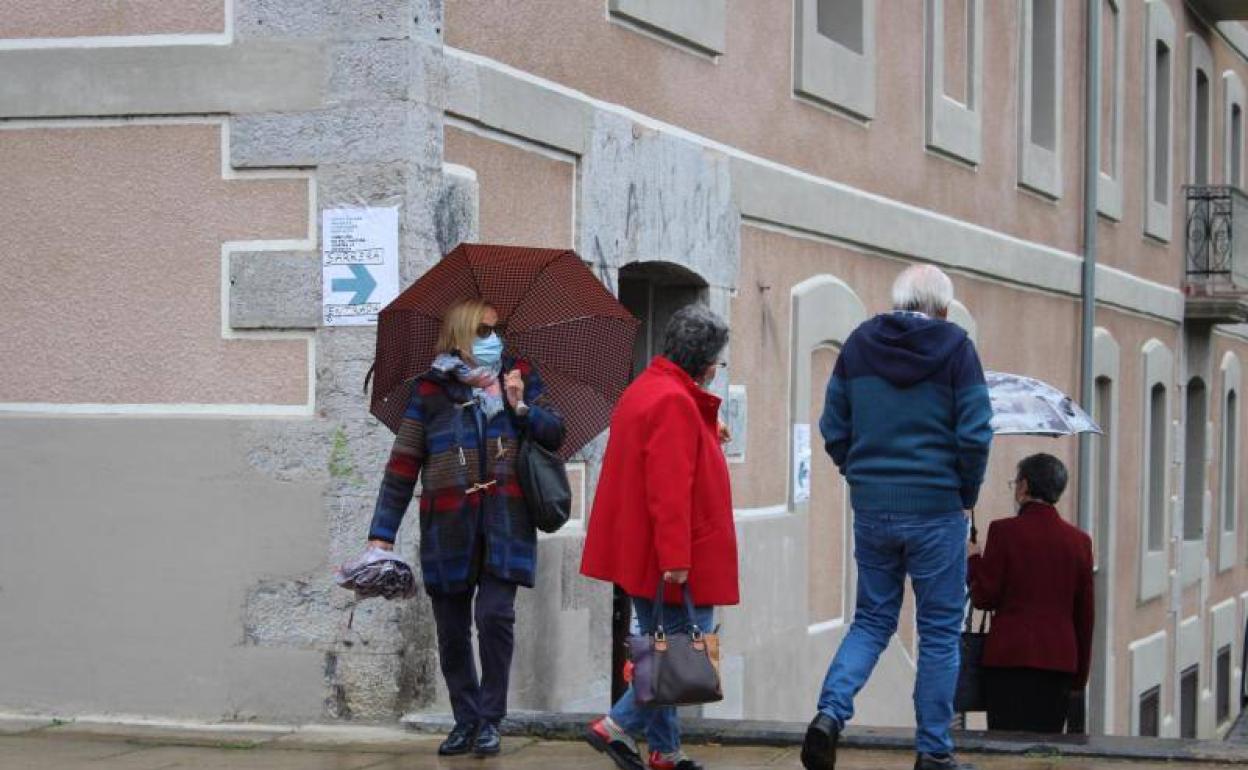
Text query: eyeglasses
476 323 504 339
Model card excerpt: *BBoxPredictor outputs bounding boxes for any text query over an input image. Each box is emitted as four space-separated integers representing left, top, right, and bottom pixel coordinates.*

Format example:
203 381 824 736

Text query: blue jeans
609 596 715 754
817 509 968 755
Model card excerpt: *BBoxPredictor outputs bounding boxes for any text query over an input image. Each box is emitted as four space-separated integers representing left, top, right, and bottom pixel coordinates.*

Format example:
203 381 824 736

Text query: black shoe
438 722 478 756
800 713 839 769
585 718 645 770
473 722 502 756
914 753 976 770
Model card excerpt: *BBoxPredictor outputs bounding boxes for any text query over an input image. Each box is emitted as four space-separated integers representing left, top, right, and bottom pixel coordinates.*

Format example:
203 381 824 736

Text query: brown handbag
626 583 723 707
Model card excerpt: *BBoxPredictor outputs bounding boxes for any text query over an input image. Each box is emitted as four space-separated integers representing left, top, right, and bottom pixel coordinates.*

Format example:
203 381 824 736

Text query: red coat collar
1019 501 1060 518
650 356 722 422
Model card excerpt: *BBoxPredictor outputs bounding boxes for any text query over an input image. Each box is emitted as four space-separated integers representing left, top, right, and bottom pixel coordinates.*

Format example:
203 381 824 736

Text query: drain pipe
1073 0 1101 737
1078 0 1101 536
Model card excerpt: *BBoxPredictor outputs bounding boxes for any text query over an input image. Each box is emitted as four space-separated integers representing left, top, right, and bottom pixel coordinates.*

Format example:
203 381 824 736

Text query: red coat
968 502 1095 688
580 356 740 607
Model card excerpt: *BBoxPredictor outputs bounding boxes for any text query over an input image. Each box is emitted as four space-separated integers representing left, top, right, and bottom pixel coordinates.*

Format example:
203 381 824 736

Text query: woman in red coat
968 453 1094 733
581 305 740 770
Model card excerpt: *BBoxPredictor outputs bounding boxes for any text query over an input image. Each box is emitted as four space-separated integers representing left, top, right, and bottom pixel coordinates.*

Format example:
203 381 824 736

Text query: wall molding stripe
445 47 1187 324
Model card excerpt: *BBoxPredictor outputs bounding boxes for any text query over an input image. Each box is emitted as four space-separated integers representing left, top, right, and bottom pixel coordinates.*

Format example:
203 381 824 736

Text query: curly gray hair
661 304 729 380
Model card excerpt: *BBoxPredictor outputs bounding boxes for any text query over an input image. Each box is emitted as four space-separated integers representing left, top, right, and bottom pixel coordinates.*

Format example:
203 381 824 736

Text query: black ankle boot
474 722 502 756
438 722 478 756
800 713 840 769
914 752 976 770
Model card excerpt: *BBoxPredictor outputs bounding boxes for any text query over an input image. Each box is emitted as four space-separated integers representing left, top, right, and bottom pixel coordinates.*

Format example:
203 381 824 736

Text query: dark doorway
610 262 709 703
1139 685 1161 737
1181 665 1199 739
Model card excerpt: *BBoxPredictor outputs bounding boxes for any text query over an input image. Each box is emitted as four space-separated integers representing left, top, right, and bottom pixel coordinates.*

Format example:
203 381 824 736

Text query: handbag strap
651 581 701 636
965 509 989 633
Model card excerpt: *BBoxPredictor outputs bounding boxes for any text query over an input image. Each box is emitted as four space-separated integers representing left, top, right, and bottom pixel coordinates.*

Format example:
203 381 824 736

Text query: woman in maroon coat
968 453 1094 733
581 305 740 770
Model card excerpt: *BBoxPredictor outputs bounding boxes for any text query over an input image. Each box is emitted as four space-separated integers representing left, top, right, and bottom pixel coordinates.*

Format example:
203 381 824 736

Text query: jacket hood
854 313 969 388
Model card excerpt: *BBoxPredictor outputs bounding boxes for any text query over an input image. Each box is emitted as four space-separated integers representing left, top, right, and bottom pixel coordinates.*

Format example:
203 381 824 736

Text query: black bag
627 583 723 707
955 509 990 713
954 604 990 713
516 432 572 533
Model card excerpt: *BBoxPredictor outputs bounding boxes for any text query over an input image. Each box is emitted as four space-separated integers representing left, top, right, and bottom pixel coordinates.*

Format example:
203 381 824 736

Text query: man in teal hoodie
801 265 993 770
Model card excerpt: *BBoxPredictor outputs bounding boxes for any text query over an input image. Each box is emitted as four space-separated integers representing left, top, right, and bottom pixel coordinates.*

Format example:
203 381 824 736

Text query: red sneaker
648 750 705 770
584 717 645 770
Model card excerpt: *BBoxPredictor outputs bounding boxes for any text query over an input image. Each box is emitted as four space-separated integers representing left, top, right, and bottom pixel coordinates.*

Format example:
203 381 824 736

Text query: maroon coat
580 356 740 607
968 502 1095 688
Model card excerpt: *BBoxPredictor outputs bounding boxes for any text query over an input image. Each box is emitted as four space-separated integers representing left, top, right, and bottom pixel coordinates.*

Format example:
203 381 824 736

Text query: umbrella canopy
986 371 1102 437
370 244 639 459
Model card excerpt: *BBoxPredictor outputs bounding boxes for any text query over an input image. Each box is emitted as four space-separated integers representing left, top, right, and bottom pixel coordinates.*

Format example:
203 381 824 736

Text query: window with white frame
1181 376 1208 588
925 0 983 164
1019 0 1062 197
1225 72 1246 188
1189 34 1215 186
794 0 876 119
1220 353 1241 572
1098 0 1125 219
608 0 727 57
1140 339 1173 603
1145 1 1175 241
1148 383 1168 551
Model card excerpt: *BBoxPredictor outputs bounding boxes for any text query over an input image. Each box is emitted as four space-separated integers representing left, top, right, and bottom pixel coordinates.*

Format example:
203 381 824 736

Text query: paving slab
0 735 147 769
0 716 57 735
271 724 444 753
3 733 1243 770
41 719 295 749
404 711 1248 765
81 744 385 770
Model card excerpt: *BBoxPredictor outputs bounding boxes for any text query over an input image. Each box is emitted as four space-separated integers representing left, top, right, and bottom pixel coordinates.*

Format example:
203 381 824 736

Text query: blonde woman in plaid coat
367 300 565 758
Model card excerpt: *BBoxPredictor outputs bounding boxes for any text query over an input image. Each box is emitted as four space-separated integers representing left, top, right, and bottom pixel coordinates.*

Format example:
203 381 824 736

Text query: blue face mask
472 333 503 369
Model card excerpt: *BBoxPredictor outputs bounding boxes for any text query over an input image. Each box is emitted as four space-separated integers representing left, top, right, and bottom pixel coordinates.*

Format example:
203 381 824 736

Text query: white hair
891 264 954 316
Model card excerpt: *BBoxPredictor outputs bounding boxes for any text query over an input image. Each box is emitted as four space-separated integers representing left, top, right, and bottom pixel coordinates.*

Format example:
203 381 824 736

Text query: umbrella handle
969 508 978 544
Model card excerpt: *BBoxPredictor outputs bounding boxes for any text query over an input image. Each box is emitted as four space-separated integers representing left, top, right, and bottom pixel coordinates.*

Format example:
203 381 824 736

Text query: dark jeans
429 573 518 728
984 666 1073 733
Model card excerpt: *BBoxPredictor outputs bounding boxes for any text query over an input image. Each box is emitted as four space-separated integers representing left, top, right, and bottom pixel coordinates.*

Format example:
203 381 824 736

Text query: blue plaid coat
368 357 565 595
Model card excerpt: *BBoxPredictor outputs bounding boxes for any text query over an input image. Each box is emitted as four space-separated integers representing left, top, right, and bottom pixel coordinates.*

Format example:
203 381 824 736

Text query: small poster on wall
723 385 747 462
322 207 400 326
793 422 812 504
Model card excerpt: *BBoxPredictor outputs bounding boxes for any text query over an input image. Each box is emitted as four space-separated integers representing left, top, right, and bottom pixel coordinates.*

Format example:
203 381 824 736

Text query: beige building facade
3 0 1248 741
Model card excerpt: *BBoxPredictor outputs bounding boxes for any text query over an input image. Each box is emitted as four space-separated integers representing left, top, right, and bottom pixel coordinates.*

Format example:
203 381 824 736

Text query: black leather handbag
955 509 990 713
516 430 572 533
954 603 990 713
627 583 723 707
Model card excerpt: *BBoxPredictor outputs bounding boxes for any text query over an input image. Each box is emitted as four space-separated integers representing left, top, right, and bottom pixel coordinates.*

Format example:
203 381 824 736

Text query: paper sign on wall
793 422 812 504
322 207 400 326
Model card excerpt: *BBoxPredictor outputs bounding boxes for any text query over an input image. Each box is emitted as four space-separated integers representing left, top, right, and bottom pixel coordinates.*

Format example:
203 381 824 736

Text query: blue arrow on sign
331 264 377 305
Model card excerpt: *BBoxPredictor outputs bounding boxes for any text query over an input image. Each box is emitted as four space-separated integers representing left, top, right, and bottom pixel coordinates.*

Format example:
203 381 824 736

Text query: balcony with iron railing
1183 185 1248 324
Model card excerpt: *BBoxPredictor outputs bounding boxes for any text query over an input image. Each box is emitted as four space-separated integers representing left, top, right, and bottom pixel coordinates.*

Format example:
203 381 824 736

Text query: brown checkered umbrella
370 244 640 459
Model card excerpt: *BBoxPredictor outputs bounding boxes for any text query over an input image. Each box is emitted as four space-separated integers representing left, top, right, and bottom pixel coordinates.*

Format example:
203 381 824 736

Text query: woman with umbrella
366 298 565 757
359 244 637 758
962 373 1100 733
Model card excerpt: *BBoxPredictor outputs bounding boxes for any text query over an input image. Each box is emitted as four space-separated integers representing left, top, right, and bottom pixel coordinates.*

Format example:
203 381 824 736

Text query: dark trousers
429 574 518 728
984 666 1074 733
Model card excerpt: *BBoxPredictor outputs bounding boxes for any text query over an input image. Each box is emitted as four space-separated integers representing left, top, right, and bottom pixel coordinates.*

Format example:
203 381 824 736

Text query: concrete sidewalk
3 715 1247 769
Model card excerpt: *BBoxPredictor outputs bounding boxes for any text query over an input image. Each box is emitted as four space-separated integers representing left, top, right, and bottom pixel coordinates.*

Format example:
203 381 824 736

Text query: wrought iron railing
1184 185 1247 283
